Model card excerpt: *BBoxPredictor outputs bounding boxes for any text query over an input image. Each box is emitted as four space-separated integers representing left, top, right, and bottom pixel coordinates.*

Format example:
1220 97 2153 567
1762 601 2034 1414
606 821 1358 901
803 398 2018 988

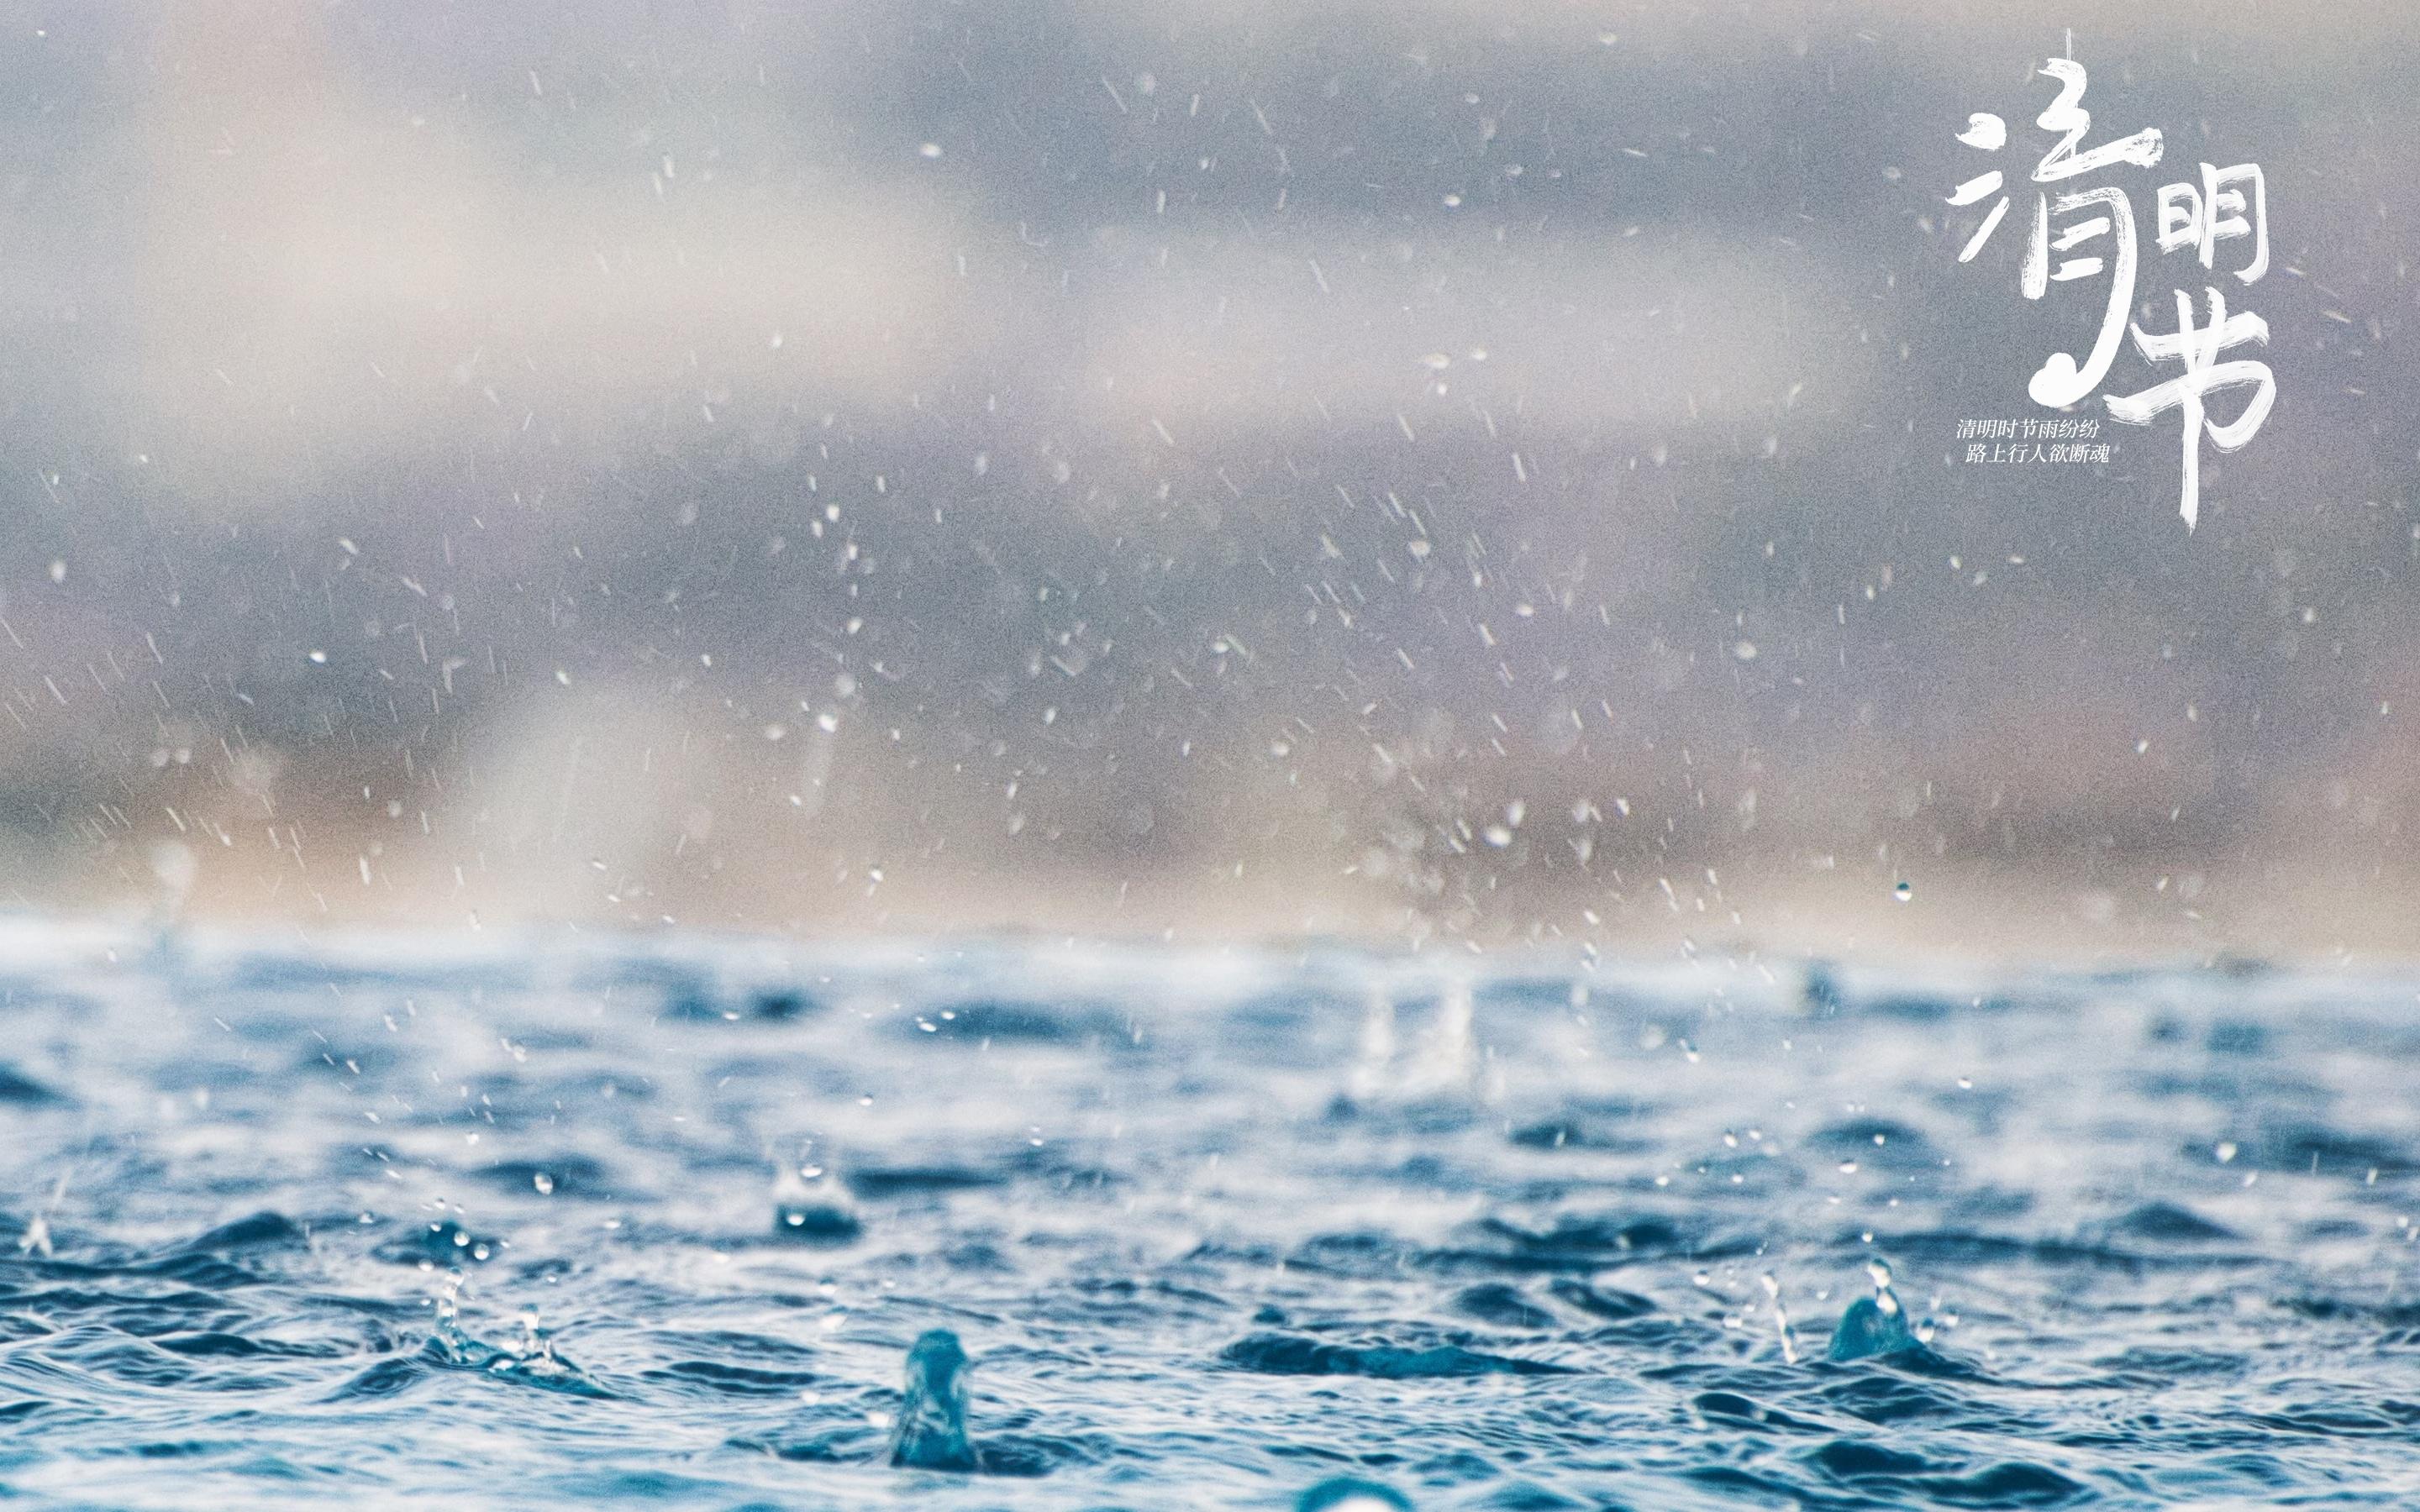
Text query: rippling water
3 921 2417 1508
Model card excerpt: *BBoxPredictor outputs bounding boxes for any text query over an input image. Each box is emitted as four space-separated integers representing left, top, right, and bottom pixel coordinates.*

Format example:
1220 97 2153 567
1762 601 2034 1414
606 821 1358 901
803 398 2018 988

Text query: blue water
3 924 2417 1508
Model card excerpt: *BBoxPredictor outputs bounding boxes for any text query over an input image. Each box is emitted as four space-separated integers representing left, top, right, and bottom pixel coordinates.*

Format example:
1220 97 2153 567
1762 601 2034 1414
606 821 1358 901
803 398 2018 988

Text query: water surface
2 924 2415 1508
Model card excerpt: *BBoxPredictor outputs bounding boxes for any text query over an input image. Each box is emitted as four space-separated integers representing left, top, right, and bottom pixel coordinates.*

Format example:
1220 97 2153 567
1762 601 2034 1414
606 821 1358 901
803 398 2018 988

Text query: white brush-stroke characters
1949 59 2163 412
2156 163 2270 284
2105 288 2276 531
1946 55 2274 530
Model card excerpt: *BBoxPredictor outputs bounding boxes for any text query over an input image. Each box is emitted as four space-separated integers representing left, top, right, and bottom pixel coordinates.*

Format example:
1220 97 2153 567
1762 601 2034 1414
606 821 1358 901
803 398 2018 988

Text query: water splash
1827 1257 1920 1362
1348 986 1397 1102
772 1151 862 1244
890 1329 979 1473
424 1275 612 1397
1760 1271 1802 1364
1403 979 1477 1098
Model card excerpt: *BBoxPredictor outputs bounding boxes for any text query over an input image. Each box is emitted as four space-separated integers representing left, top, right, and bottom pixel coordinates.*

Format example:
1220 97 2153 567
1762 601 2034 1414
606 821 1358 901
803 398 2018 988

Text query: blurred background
0 0 2414 958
